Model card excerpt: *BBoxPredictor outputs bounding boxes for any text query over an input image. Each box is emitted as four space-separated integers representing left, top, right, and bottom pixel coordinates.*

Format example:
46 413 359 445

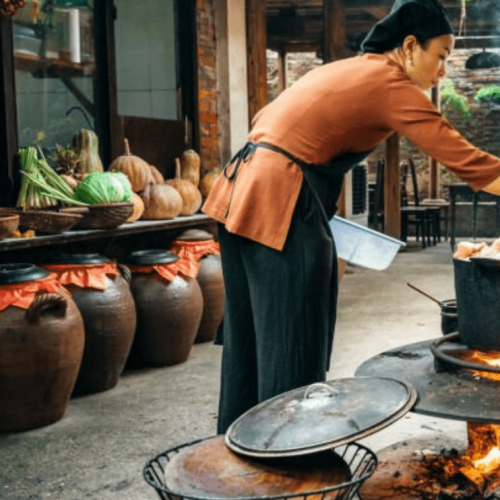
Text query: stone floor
0 238 473 500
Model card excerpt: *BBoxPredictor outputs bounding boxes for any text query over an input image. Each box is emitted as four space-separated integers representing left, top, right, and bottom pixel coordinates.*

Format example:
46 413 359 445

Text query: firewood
459 463 486 494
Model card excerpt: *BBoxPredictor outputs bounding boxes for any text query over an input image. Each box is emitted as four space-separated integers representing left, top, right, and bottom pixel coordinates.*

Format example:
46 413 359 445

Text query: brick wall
196 0 220 174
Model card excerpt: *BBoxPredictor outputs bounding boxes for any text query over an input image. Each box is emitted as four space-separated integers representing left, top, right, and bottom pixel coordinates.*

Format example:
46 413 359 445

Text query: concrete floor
0 239 471 500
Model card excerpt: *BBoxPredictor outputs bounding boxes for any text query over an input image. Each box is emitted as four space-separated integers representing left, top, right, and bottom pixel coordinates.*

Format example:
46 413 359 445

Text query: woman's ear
401 35 418 58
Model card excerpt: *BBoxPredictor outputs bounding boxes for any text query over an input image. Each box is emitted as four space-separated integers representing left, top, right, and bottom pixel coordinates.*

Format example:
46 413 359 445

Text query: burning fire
457 422 500 496
459 349 500 382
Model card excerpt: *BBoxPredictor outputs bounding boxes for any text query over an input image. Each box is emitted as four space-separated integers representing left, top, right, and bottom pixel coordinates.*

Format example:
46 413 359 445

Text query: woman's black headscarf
361 0 454 54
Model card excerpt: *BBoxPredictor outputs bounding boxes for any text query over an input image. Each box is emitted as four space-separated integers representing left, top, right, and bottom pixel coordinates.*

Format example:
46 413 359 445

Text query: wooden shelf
14 52 95 78
0 214 214 252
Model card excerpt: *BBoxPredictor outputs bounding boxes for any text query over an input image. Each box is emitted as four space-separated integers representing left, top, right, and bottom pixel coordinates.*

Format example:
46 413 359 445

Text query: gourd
74 129 104 174
199 168 222 199
127 192 145 222
109 139 151 193
140 182 183 220
149 165 165 184
180 149 201 186
165 158 202 216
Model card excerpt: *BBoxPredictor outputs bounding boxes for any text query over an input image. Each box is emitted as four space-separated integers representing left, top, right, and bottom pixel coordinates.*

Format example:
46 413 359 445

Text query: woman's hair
361 0 453 54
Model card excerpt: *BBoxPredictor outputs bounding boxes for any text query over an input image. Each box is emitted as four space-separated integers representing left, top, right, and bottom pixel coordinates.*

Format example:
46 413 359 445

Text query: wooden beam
323 0 347 62
246 0 268 124
384 133 401 239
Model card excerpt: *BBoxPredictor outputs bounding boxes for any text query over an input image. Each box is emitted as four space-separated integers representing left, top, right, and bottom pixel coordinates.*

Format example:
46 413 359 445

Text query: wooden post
323 0 347 62
246 0 268 125
0 16 18 206
323 0 349 220
277 48 287 93
429 86 440 199
384 133 401 239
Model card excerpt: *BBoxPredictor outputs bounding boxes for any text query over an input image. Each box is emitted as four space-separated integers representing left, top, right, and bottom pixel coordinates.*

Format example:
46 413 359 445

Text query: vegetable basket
0 213 20 238
66 202 134 230
18 210 84 235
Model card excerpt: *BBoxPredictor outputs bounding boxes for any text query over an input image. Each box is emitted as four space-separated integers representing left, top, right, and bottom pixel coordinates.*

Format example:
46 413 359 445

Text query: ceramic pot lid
123 249 179 266
0 263 49 285
225 377 417 458
44 253 111 265
175 229 214 241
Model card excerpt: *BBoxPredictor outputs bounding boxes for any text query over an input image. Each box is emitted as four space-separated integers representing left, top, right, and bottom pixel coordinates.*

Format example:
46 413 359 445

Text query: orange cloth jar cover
43 263 120 291
0 274 70 311
170 239 220 263
127 258 200 283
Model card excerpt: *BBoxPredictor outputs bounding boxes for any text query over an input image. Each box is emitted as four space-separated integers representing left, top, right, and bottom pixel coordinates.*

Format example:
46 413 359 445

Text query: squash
127 192 145 222
165 158 202 216
199 168 222 199
109 138 151 193
140 182 183 220
149 165 165 184
74 129 104 174
180 149 201 186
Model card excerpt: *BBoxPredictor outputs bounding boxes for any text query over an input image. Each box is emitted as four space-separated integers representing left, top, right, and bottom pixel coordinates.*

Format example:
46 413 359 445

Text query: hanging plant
440 79 472 123
474 85 500 106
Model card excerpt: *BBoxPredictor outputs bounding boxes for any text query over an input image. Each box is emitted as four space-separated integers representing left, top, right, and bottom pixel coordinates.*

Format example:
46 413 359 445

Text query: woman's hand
482 176 500 197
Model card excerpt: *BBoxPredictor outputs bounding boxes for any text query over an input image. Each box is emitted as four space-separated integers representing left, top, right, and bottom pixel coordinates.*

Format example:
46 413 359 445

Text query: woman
203 0 500 434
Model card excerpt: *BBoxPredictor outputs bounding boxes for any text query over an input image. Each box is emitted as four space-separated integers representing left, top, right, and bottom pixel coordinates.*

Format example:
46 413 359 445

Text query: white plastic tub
329 216 405 271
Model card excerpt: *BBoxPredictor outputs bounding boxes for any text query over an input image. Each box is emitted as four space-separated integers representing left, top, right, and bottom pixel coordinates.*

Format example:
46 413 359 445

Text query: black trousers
216 177 338 434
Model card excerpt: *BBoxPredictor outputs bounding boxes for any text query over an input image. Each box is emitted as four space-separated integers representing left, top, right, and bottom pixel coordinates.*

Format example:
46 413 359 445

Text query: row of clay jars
0 238 223 432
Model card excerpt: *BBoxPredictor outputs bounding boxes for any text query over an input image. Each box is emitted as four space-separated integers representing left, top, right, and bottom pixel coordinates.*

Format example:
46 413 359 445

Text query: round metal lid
0 263 50 285
43 253 111 265
175 229 214 242
225 377 417 458
123 249 179 266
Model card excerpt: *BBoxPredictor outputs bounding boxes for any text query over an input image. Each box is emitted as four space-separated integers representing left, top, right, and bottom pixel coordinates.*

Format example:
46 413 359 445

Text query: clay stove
356 336 500 499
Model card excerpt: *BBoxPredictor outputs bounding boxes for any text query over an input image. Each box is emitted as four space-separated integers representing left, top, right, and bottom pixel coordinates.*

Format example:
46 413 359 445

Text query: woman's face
405 34 454 90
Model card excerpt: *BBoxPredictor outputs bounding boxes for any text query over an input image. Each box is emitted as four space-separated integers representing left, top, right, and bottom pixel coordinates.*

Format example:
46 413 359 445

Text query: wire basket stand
144 437 378 500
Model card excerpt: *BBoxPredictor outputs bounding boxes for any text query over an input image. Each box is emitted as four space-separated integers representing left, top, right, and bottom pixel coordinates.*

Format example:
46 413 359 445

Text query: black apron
216 142 372 434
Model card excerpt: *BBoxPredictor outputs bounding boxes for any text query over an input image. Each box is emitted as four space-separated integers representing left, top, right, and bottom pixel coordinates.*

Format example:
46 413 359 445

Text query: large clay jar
0 263 84 432
42 254 137 396
123 250 203 367
170 229 224 343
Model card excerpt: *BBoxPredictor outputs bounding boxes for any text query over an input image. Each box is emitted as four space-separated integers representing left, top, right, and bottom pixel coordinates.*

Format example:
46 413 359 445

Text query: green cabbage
75 172 133 204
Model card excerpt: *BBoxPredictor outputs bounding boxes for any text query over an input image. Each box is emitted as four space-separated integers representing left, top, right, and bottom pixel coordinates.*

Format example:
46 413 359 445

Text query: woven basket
18 210 84 235
0 214 20 238
71 202 134 230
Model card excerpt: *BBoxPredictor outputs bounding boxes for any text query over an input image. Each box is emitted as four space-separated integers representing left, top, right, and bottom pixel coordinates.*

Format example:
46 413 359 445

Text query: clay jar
171 229 224 343
0 263 85 432
123 250 203 366
42 254 137 396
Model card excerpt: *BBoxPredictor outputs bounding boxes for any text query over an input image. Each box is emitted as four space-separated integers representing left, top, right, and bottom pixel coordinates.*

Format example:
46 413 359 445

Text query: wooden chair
400 161 439 248
370 158 385 232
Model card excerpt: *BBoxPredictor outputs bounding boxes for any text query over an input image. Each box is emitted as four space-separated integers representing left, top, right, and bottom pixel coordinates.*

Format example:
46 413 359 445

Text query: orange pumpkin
140 182 183 220
199 168 222 199
126 192 145 222
165 158 202 216
109 139 151 192
149 165 165 184
180 149 201 186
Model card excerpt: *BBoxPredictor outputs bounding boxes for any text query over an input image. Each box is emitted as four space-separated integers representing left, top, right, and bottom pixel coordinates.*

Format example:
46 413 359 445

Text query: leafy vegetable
74 172 133 204
17 146 86 210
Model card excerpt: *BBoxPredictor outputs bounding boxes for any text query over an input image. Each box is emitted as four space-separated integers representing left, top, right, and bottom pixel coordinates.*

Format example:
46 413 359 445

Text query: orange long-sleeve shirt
202 53 500 251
